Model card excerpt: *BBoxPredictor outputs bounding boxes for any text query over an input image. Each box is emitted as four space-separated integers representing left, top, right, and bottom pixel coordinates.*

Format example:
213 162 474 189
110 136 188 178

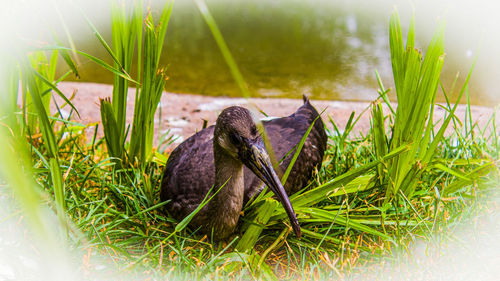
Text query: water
66 0 493 106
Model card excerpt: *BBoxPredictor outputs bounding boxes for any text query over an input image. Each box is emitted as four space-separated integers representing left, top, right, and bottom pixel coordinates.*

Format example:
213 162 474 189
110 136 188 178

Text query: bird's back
160 98 327 219
243 97 327 204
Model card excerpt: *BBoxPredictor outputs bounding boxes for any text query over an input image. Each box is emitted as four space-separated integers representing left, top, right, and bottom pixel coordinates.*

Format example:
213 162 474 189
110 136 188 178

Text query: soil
57 81 498 148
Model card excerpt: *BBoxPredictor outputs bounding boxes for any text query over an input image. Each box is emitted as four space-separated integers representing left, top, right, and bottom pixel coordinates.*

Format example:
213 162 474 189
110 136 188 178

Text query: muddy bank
58 82 498 147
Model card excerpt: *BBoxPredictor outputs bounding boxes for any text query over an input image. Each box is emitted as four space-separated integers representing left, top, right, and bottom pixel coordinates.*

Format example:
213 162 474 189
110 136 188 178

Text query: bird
160 96 327 239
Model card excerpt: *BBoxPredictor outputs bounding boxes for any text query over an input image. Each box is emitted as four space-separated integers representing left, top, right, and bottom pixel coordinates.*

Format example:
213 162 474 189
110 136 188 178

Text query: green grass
0 3 499 280
97 0 173 168
8 101 495 279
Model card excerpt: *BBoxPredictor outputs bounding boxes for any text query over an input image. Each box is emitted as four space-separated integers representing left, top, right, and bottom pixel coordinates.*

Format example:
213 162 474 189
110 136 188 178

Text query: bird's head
214 106 261 160
214 106 301 238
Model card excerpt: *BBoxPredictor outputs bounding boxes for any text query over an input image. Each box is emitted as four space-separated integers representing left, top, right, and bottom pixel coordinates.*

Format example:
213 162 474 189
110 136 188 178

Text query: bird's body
160 97 326 239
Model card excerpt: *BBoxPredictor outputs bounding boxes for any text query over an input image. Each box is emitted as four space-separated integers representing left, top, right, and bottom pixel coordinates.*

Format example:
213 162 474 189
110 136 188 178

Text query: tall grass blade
53 36 80 79
22 60 66 221
377 9 449 202
41 46 136 83
100 98 122 162
0 128 53 241
128 1 173 165
31 68 80 118
236 199 279 252
178 180 228 233
194 0 251 99
282 115 322 186
371 101 388 185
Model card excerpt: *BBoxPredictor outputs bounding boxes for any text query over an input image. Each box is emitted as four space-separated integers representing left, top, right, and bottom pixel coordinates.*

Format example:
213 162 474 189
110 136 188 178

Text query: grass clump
99 0 173 168
17 50 82 224
373 11 487 205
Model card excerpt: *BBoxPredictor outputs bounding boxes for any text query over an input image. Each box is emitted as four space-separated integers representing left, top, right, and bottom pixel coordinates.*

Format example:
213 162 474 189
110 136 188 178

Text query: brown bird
160 96 327 239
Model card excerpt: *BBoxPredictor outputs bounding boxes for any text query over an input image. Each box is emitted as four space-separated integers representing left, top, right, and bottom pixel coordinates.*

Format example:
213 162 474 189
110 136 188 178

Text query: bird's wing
160 126 216 219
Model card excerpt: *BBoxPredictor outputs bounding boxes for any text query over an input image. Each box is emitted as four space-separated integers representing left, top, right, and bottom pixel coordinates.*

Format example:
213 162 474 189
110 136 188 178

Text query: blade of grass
194 0 250 99
290 144 409 209
22 60 66 224
31 67 80 118
40 46 137 84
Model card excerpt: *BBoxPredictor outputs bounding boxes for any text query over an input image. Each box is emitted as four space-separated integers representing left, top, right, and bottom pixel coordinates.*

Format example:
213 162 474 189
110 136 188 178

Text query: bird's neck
208 144 245 238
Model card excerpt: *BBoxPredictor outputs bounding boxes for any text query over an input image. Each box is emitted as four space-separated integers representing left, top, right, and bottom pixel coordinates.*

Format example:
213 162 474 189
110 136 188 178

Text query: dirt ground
57 81 498 147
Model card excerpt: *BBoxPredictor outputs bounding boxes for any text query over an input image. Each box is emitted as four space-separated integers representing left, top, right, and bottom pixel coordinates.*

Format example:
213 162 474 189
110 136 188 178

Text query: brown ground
58 81 498 148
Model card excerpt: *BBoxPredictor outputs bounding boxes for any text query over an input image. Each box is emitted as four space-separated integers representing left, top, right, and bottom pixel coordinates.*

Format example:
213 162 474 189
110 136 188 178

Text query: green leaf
299 207 391 240
442 163 495 196
99 98 122 160
236 199 279 252
290 144 410 208
31 67 80 118
175 179 229 233
40 46 138 84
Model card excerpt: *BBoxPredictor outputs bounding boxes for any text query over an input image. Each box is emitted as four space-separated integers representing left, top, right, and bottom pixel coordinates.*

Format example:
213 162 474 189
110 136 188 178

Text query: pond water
66 0 494 106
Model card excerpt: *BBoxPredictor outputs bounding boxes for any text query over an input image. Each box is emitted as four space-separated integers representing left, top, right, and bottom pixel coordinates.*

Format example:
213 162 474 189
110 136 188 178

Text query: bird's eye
229 132 243 146
250 125 258 136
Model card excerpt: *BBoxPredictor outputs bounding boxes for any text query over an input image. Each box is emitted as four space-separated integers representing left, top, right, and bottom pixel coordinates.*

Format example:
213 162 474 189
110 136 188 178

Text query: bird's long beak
240 141 301 238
